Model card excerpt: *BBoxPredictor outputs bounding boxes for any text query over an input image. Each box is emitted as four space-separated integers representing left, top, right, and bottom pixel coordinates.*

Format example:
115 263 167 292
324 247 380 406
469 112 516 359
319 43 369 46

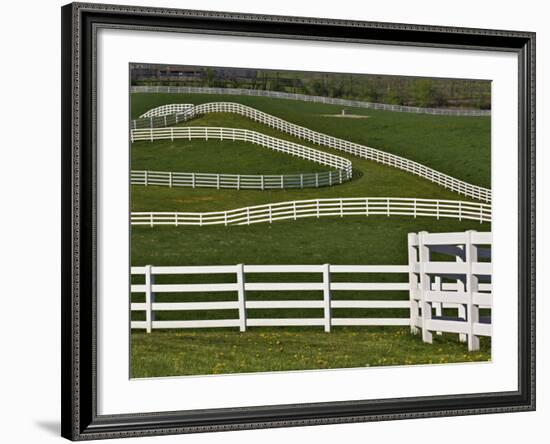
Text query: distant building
131 64 203 82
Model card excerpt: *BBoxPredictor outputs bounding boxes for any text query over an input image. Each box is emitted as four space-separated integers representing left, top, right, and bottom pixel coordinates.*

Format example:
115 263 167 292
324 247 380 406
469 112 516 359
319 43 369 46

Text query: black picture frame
61 2 536 440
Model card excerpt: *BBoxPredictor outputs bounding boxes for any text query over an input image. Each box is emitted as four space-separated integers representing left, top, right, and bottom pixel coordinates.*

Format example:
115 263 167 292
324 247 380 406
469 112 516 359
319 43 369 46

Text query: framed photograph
61 2 535 440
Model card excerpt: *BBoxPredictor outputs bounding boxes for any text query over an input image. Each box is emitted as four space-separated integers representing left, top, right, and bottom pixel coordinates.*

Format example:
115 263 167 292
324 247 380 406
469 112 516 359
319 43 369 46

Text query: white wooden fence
408 230 492 350
131 126 353 182
131 169 345 190
131 197 492 227
131 86 491 117
130 264 411 333
131 102 491 202
130 230 492 351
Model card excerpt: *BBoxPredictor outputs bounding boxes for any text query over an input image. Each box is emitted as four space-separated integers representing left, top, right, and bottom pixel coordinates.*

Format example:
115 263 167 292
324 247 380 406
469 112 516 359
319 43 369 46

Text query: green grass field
132 139 329 175
129 92 492 377
131 328 490 378
131 130 480 212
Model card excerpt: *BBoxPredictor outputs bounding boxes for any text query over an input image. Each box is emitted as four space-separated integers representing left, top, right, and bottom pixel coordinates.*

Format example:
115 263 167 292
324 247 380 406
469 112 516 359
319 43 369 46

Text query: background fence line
130 230 492 351
131 169 345 190
131 85 491 117
131 102 491 202
130 197 492 227
131 126 353 183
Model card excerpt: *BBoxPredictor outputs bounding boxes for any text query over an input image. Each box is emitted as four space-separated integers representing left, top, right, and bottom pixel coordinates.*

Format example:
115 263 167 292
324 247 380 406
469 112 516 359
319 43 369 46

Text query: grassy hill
131 115 484 212
131 93 491 188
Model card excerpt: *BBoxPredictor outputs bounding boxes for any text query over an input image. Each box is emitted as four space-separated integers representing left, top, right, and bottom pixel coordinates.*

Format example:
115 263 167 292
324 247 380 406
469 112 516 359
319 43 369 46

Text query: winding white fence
131 197 491 227
408 230 492 351
131 86 491 117
131 170 345 190
131 102 491 202
130 230 492 351
140 103 193 118
131 126 353 183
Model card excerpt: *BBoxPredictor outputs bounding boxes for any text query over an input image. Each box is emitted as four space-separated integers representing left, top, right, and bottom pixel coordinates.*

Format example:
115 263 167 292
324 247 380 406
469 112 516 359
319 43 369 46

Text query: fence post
144 170 148 187
466 230 480 351
456 245 467 343
192 173 196 189
300 174 304 189
315 173 319 188
169 172 173 188
407 233 419 335
171 127 174 142
323 264 331 333
145 265 155 333
236 264 247 332
418 231 433 344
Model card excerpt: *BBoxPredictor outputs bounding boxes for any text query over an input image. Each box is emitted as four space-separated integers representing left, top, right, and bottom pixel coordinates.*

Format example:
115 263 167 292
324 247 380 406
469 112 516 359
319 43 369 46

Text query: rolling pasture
130 92 491 377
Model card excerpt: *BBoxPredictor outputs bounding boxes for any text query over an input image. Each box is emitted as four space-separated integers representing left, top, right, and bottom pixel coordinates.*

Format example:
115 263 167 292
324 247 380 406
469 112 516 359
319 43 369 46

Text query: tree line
131 65 491 110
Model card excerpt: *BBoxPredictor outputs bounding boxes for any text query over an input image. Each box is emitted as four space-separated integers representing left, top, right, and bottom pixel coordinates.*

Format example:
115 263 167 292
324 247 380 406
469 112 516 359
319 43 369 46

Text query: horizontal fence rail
131 126 353 186
131 169 345 190
130 263 412 333
408 230 492 351
131 86 491 117
131 102 491 202
131 197 492 227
